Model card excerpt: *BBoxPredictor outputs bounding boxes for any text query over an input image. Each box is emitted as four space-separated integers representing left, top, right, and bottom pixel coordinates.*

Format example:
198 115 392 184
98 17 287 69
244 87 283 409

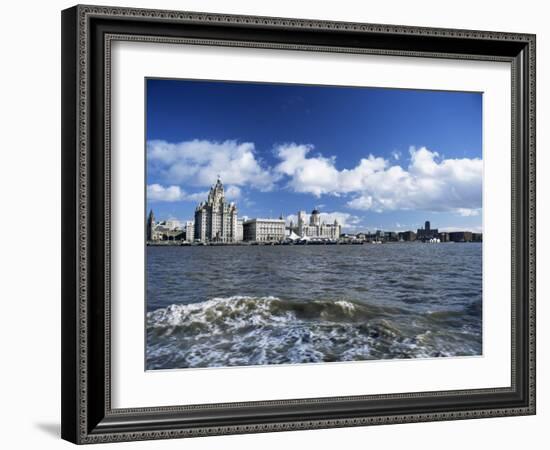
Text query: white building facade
194 179 239 243
185 221 194 242
147 210 185 241
236 219 244 242
243 218 286 242
296 209 341 239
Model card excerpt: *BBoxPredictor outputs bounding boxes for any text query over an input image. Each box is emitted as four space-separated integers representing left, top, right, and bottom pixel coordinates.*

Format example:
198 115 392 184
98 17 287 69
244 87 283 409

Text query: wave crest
146 296 481 369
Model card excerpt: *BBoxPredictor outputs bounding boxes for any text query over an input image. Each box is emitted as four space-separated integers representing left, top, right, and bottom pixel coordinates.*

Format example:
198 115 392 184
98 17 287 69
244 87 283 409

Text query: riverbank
146 240 477 247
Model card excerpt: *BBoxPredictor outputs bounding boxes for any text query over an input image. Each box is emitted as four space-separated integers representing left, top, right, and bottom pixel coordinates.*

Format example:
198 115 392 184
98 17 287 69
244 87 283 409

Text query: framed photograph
61 5 536 444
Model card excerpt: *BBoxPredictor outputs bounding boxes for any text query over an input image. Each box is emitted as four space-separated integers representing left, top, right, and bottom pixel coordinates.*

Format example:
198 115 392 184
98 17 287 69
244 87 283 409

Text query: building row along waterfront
146 179 481 244
147 179 343 243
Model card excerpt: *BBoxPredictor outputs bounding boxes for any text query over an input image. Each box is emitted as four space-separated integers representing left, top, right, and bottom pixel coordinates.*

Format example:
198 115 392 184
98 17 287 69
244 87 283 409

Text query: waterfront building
372 230 384 242
472 232 483 242
236 219 244 242
295 209 341 239
383 231 398 242
164 219 182 230
398 231 417 242
194 178 239 243
147 210 184 241
439 232 450 242
147 209 155 241
243 218 286 242
417 220 439 241
153 220 184 241
161 229 184 241
449 231 473 242
185 221 194 242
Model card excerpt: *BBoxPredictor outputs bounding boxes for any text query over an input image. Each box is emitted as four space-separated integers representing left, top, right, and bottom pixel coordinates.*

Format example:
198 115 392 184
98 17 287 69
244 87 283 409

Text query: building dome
311 208 320 215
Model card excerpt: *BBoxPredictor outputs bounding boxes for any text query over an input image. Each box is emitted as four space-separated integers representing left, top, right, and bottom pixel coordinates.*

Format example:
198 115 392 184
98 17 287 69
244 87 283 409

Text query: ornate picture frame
61 4 536 444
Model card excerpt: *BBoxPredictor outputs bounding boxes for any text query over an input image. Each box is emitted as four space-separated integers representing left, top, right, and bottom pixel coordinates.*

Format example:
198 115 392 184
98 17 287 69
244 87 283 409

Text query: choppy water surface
146 243 482 369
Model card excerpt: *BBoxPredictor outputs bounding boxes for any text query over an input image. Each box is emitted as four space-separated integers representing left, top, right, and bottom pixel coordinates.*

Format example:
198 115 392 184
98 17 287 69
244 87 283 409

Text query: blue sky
146 78 482 233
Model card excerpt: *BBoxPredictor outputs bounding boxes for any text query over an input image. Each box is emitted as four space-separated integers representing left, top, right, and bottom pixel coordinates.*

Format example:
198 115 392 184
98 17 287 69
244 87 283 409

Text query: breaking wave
146 295 481 369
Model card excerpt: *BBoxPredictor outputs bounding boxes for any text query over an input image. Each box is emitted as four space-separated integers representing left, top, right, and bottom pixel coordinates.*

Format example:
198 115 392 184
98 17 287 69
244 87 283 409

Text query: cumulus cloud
274 143 388 197
147 139 277 190
185 191 210 201
147 184 208 202
455 208 481 217
225 185 242 200
320 212 362 230
274 144 482 215
440 225 483 233
147 184 186 202
148 139 481 217
147 183 242 203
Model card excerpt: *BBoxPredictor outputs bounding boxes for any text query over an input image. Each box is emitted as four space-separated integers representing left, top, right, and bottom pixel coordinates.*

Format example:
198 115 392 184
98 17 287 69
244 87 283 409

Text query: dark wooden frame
61 4 536 444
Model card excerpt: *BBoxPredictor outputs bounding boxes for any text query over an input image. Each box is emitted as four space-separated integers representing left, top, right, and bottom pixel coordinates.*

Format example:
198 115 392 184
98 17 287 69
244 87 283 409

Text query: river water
146 243 482 369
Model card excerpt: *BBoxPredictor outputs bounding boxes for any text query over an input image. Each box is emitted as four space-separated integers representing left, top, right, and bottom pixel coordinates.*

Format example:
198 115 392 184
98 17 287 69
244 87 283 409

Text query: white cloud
225 185 242 200
147 184 186 202
455 208 481 217
320 212 361 230
275 144 339 197
185 191 210 202
274 144 482 214
440 225 483 233
147 139 276 190
147 184 208 203
147 183 241 204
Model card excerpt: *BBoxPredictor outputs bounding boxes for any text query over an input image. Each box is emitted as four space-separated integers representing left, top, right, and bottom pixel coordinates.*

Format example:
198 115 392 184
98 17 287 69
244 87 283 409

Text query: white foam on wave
148 296 292 334
146 295 481 369
333 300 357 315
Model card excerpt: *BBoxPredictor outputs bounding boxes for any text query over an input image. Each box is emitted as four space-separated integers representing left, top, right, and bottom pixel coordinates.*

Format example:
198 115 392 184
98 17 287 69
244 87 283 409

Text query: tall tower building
146 209 155 241
417 220 438 241
194 178 238 243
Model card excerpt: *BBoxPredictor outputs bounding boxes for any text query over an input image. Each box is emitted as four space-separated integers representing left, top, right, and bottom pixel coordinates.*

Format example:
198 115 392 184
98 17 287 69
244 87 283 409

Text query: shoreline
146 240 480 247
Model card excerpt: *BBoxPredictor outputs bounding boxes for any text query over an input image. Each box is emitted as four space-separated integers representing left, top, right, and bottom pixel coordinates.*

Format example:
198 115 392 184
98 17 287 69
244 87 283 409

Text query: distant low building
146 210 184 241
236 219 244 242
162 229 184 241
340 233 356 239
398 231 417 241
243 218 286 242
185 221 194 242
449 231 473 242
439 232 450 242
417 220 439 242
472 232 483 242
384 231 399 242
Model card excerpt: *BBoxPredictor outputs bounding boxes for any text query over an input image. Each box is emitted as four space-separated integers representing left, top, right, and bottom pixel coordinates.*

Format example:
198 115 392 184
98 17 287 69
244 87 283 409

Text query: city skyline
146 179 478 239
146 79 483 233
